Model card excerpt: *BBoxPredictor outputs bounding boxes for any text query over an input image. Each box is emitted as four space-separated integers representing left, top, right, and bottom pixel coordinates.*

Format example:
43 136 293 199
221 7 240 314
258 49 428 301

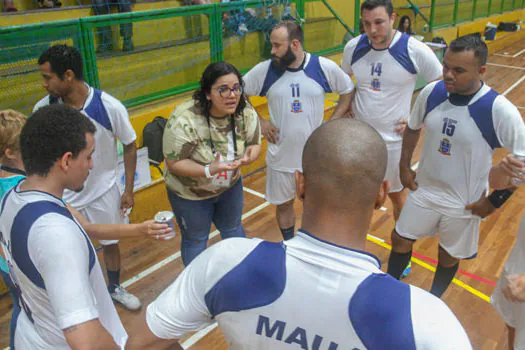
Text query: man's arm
465 153 525 218
490 153 525 190
321 57 355 120
32 217 122 349
399 127 421 190
126 310 182 350
330 92 353 119
67 202 173 240
121 141 137 214
63 319 119 350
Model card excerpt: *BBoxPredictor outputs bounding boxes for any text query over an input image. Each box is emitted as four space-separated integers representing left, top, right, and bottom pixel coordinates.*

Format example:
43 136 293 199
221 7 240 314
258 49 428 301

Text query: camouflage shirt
163 100 261 200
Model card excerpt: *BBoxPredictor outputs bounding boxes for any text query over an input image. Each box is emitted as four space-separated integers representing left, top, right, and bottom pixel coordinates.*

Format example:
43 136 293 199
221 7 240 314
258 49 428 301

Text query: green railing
0 0 356 115
429 0 524 29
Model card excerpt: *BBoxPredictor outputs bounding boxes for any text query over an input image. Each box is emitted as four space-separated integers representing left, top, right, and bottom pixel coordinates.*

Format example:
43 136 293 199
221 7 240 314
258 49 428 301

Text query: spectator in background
162 61 261 266
398 15 414 35
2 0 17 11
93 0 134 52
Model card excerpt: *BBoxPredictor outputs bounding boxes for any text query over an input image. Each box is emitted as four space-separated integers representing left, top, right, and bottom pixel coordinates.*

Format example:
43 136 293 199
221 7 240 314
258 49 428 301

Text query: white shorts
79 184 124 245
492 275 525 348
385 143 403 193
395 193 481 259
265 168 296 205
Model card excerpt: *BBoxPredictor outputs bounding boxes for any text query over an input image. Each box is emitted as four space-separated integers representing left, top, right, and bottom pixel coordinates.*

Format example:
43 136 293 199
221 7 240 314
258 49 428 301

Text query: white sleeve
243 61 271 97
408 39 443 82
146 238 261 339
30 214 99 329
101 93 137 146
319 57 355 95
408 82 437 130
341 37 359 75
410 286 472 349
493 96 525 157
33 96 51 113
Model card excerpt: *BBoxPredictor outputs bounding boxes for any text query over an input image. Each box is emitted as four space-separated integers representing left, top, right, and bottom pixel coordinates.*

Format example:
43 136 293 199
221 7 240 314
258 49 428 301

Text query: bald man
126 119 471 349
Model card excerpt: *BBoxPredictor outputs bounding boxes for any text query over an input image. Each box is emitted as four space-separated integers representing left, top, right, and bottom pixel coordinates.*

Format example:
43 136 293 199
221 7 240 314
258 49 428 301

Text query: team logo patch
438 138 452 156
370 78 381 91
291 100 303 113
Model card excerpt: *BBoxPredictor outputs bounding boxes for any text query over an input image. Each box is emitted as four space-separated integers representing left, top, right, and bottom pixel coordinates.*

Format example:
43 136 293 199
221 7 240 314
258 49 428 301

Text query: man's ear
64 69 75 82
60 152 73 170
374 180 390 210
295 170 305 201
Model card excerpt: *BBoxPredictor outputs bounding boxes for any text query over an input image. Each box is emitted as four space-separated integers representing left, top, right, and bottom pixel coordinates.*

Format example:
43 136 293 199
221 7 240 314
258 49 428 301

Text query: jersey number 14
370 63 382 76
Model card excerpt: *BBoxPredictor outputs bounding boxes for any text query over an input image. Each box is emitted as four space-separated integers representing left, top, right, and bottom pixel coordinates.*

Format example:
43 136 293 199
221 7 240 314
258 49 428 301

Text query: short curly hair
0 110 27 162
21 104 96 176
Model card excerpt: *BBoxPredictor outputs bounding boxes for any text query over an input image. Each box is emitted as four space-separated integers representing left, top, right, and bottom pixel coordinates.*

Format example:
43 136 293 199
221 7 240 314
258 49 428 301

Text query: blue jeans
1 269 20 350
167 179 246 266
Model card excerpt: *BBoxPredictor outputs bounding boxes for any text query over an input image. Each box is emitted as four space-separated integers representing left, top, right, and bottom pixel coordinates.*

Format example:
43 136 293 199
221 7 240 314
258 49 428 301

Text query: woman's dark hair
193 62 247 118
398 15 412 33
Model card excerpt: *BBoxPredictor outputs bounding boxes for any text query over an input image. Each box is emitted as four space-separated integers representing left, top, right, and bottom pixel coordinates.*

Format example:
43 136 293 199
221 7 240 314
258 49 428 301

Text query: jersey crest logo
438 138 452 156
291 100 303 114
370 78 381 91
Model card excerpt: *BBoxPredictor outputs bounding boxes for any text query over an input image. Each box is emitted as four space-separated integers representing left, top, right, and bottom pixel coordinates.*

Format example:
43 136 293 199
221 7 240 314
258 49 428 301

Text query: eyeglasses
217 85 243 98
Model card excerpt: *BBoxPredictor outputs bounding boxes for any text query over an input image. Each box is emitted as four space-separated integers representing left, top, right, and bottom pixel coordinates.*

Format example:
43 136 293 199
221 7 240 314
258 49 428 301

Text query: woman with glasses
163 62 261 266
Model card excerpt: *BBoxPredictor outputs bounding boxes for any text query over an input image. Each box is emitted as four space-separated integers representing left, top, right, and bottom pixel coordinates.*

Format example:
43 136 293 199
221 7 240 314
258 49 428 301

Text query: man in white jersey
243 21 354 241
386 34 525 298
33 44 141 310
484 155 525 349
341 0 442 222
0 105 127 349
126 119 471 349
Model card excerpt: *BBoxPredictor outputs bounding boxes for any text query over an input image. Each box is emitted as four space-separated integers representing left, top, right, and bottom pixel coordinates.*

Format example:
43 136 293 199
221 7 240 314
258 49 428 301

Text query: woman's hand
239 145 261 166
208 152 241 176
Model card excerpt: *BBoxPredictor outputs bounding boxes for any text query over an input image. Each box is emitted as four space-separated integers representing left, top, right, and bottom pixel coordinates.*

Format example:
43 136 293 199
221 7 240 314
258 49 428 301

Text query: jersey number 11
290 83 301 98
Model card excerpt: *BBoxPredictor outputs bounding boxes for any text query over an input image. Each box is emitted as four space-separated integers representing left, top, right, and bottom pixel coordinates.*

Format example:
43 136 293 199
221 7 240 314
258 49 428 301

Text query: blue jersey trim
388 33 417 75
84 89 113 132
259 54 332 96
468 88 501 149
350 35 372 66
425 80 449 118
303 55 332 93
425 81 501 149
351 33 417 75
11 201 96 290
349 274 416 350
298 229 381 267
260 63 286 97
204 241 286 318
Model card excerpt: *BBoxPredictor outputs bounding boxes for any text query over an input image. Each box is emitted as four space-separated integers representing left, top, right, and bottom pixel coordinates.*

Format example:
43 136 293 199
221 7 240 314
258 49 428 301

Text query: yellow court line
366 235 491 303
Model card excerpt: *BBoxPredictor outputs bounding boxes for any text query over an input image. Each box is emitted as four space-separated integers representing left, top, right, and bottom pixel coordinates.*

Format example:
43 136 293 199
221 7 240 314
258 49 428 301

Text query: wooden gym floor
2 39 525 349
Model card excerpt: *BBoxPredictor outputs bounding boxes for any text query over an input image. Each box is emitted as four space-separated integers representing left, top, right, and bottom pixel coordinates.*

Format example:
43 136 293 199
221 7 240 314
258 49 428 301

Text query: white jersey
0 182 127 349
244 53 354 172
341 32 442 143
409 81 525 218
146 231 471 349
33 86 137 209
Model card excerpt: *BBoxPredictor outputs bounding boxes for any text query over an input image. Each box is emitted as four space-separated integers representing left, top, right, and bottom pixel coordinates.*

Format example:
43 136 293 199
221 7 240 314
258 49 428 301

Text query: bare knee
438 246 459 267
277 199 294 214
391 229 413 254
